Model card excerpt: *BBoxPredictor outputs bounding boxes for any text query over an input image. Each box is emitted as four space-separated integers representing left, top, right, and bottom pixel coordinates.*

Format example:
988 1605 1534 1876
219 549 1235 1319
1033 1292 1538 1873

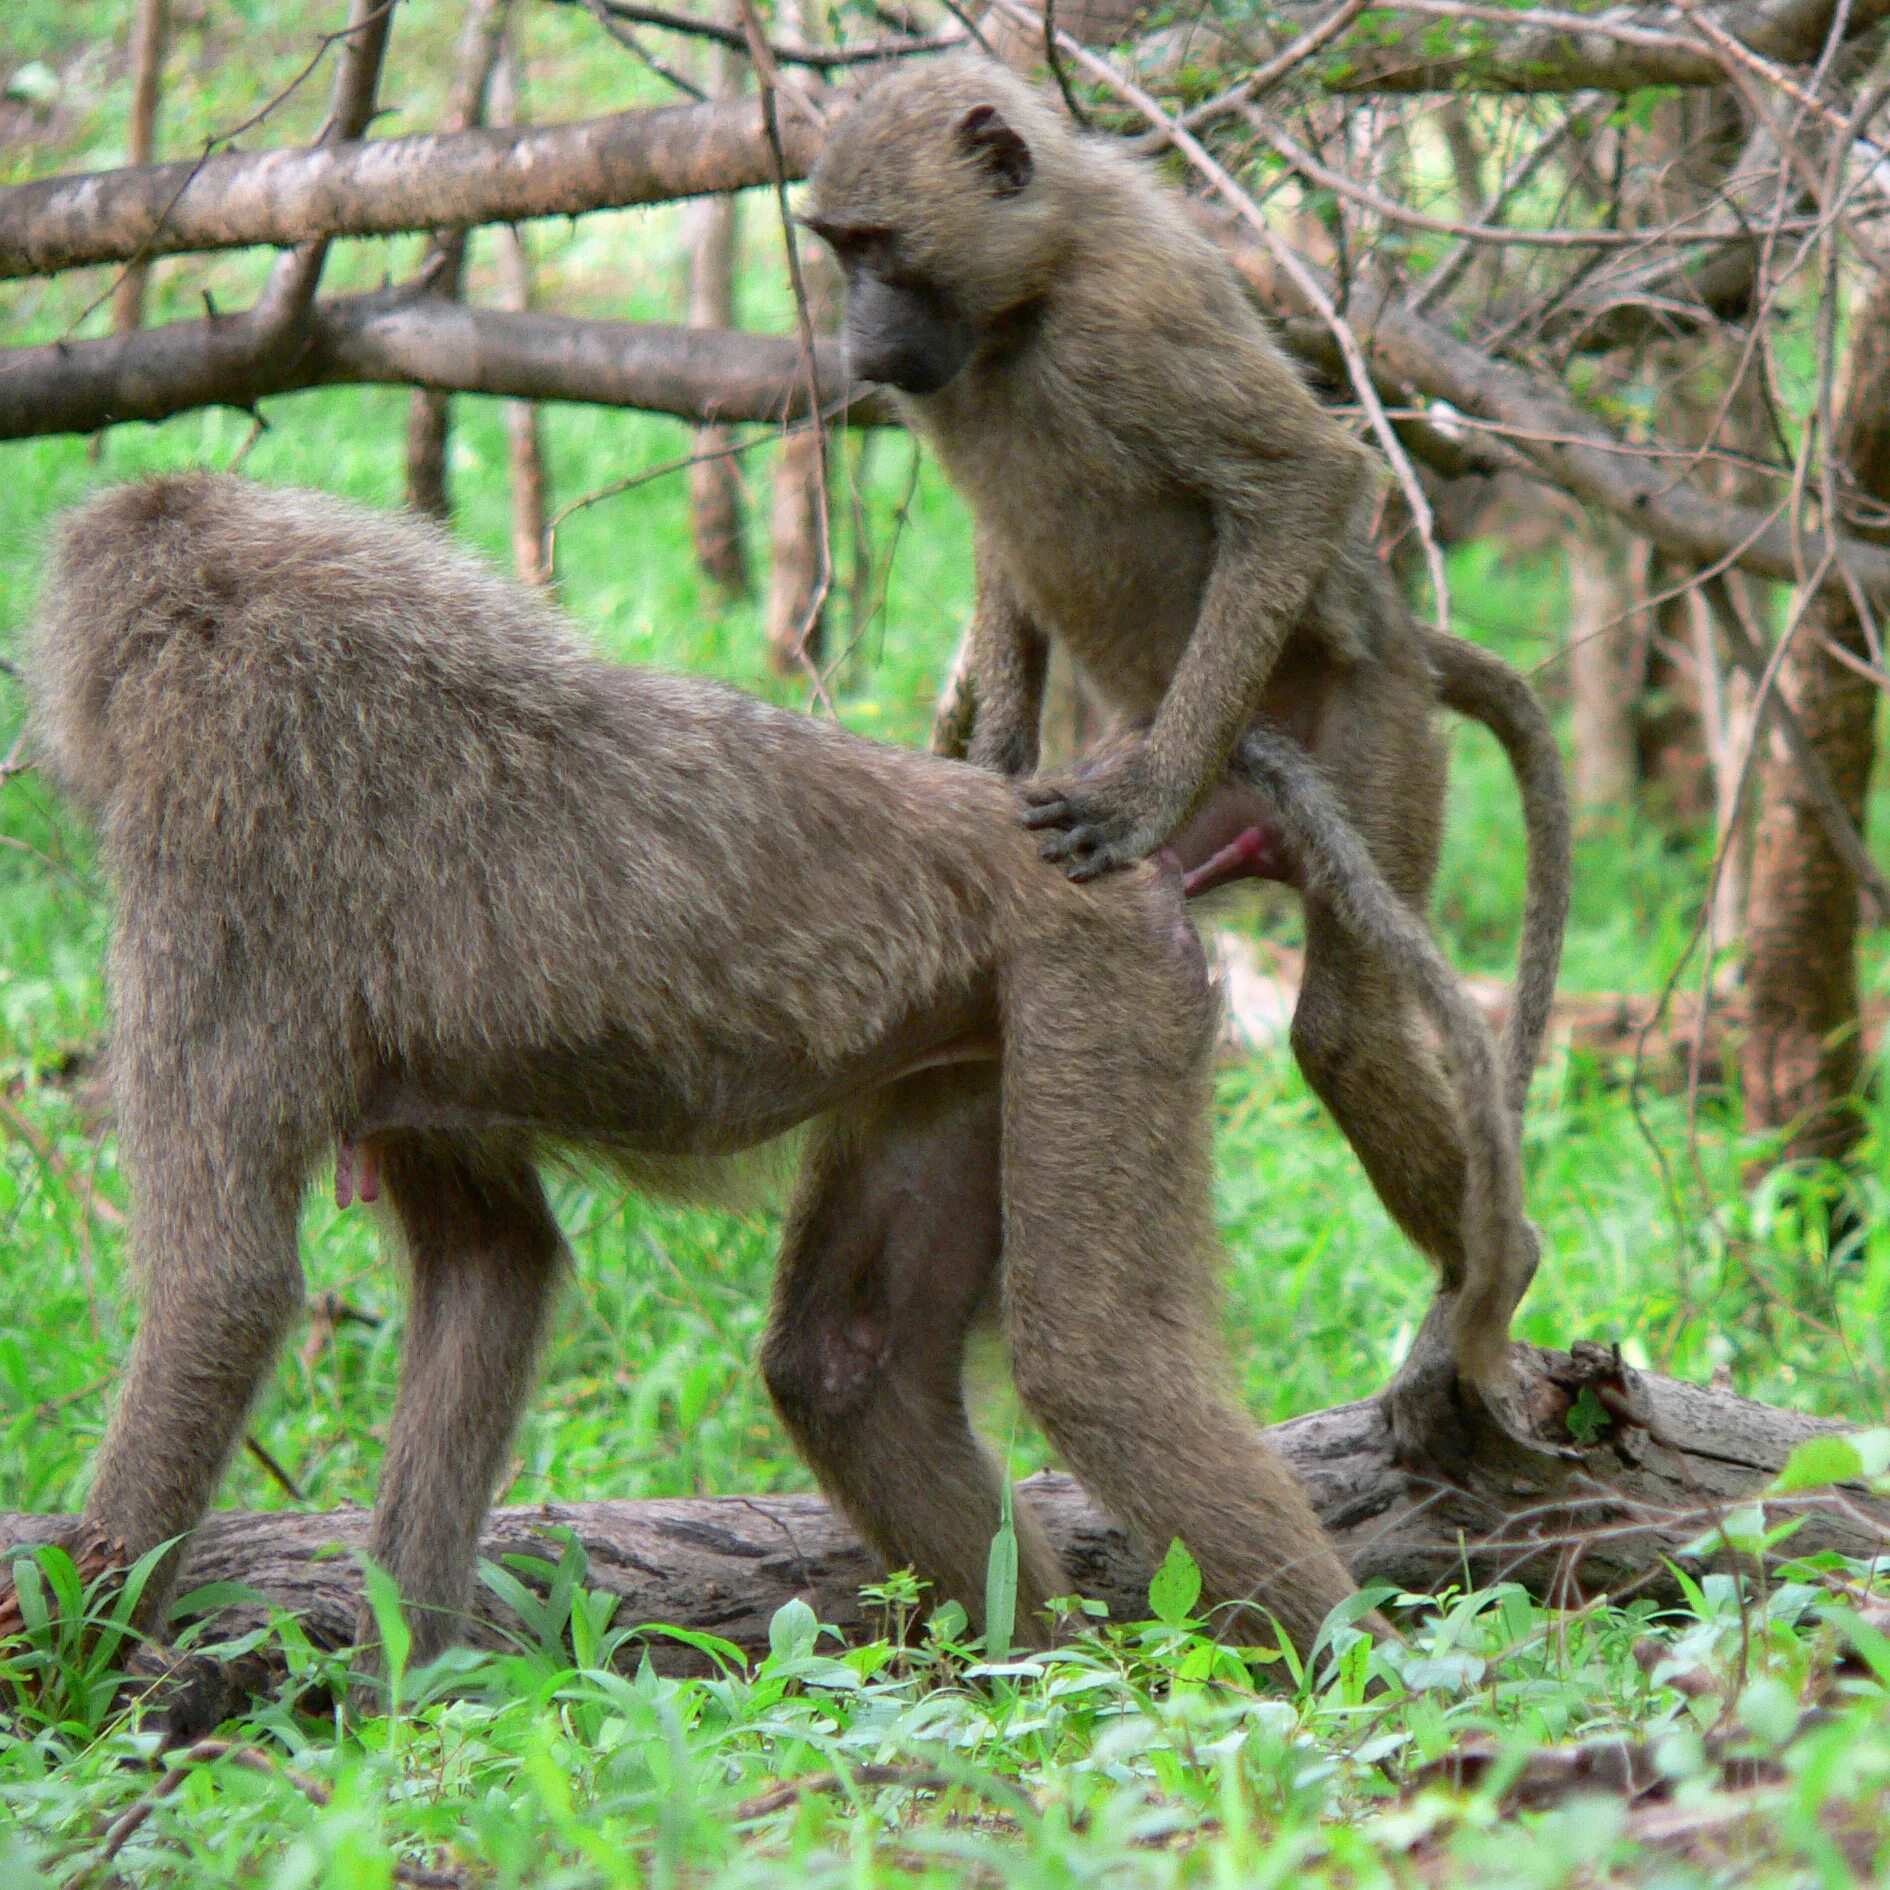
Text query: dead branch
0 95 816 281
1319 0 1890 94
1215 229 1890 605
1 1347 1879 1672
0 291 892 439
548 0 955 68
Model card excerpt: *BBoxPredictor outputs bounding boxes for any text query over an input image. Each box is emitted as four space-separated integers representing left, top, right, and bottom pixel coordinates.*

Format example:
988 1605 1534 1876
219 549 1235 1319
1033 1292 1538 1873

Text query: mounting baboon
23 473 1365 1673
804 58 1572 1461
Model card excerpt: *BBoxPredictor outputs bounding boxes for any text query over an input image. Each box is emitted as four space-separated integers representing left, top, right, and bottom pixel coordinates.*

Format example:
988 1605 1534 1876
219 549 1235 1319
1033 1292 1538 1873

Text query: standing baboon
804 58 1572 1463
24 473 1365 1672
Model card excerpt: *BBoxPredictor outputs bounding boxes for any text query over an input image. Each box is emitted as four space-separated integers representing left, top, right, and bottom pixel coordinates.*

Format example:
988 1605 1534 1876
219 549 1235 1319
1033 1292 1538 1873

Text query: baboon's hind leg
364 1139 565 1670
1236 724 1549 1469
763 1068 1068 1642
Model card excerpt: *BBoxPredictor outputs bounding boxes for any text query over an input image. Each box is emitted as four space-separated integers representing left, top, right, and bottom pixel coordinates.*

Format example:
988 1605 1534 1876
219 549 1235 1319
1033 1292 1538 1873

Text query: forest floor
5 4 1890 1883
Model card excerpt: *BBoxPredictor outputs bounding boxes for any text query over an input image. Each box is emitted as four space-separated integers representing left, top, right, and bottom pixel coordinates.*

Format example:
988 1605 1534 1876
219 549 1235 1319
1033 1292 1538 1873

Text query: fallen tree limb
3 1346 1880 1673
0 290 894 438
0 96 817 282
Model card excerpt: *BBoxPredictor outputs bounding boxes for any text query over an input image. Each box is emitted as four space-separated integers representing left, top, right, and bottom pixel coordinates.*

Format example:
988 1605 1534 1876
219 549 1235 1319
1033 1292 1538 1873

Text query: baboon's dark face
809 222 974 396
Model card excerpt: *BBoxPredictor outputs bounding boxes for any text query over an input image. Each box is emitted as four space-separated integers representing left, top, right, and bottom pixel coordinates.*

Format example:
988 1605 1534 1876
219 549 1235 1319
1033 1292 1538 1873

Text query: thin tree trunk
1637 552 1714 829
110 0 169 335
1568 516 1643 817
764 0 838 676
683 20 750 601
403 0 512 521
1740 280 1890 1167
1688 584 1756 948
488 40 551 588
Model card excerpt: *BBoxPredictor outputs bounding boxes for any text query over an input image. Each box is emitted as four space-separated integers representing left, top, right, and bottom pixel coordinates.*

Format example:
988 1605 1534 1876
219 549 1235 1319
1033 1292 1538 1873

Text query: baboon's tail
1425 631 1572 1115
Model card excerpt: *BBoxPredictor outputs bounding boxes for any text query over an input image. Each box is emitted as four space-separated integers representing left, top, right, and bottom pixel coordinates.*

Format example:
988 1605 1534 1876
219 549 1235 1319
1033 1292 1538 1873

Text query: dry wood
683 13 752 600
489 43 553 589
0 96 815 282
0 293 892 441
2 1347 1879 1673
1302 0 1890 94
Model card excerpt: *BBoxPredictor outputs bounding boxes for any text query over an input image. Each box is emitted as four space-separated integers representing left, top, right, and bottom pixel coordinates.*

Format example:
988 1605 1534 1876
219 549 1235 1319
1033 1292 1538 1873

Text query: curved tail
1425 632 1572 1116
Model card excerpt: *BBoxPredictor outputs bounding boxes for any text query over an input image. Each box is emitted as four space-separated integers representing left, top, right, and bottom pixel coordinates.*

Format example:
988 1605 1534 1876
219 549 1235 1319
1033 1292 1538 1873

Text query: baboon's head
804 58 1079 395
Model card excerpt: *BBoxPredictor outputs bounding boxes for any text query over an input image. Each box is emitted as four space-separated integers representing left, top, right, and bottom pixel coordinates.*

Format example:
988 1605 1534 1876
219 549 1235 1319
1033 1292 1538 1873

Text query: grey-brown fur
25 472 1361 1671
806 58 1572 1458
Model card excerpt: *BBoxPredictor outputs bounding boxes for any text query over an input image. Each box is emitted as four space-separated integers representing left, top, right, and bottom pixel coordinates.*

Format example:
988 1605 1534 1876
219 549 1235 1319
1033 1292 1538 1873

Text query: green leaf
984 1478 1018 1666
1773 1429 1890 1493
768 1596 818 1664
1565 1385 1608 1445
357 1556 411 1707
1149 1539 1202 1628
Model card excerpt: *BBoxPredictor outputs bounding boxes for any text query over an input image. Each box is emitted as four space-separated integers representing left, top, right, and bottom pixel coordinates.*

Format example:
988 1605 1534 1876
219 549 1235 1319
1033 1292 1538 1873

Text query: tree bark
109 0 169 335
0 97 814 282
683 19 751 601
1568 516 1643 819
764 0 841 676
404 0 513 521
1739 280 1890 1168
1214 231 1890 609
2 1347 1878 1674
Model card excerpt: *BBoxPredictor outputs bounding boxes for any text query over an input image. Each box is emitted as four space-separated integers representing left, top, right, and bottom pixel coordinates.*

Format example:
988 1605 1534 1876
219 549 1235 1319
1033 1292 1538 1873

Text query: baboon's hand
1018 752 1182 880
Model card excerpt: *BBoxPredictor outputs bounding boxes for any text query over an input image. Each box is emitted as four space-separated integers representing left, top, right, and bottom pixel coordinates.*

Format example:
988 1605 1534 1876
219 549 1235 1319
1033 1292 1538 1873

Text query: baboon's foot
118 1643 280 1745
1384 1314 1581 1480
1382 1322 1482 1482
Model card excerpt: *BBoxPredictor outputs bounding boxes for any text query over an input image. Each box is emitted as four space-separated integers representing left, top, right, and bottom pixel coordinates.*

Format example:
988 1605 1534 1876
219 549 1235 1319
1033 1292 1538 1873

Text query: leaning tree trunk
682 17 751 601
762 0 839 676
402 0 512 521
1740 279 1890 1168
110 0 169 335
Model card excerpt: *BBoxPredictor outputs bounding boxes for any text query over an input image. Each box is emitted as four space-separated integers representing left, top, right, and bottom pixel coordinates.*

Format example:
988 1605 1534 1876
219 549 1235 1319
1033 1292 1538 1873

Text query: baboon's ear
956 104 1034 197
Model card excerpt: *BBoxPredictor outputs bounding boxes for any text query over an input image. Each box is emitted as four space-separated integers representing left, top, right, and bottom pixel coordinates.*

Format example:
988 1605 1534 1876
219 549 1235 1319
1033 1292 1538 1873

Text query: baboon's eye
802 218 898 276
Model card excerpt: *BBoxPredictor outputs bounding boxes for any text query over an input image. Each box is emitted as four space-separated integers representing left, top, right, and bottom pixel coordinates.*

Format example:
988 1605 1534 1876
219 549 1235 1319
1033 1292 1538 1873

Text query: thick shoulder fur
25 472 595 821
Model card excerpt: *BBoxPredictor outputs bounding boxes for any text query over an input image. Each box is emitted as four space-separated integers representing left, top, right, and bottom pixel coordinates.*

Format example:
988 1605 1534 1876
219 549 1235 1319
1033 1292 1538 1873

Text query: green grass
4 5 1890 1882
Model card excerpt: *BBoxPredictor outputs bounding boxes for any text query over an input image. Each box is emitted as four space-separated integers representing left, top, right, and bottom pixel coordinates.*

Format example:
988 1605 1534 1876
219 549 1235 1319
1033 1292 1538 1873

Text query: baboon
24 473 1365 1674
804 58 1572 1462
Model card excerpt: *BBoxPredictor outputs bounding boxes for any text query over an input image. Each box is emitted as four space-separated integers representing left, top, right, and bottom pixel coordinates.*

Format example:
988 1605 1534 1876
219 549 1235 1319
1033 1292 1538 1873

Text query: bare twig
543 0 952 68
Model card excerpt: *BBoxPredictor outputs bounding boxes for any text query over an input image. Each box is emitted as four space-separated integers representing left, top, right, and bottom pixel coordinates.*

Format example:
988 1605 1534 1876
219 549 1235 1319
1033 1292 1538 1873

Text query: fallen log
1210 932 1890 1084
3 1346 1881 1674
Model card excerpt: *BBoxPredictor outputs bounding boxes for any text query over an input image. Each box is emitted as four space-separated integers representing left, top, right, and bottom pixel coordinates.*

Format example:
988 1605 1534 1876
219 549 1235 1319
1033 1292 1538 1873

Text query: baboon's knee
1008 1342 1107 1448
1289 989 1355 1094
761 1310 890 1434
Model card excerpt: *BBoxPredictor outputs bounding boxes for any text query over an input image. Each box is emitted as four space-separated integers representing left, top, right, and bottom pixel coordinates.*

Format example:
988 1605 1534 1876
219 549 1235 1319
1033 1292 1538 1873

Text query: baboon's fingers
1017 789 1078 824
